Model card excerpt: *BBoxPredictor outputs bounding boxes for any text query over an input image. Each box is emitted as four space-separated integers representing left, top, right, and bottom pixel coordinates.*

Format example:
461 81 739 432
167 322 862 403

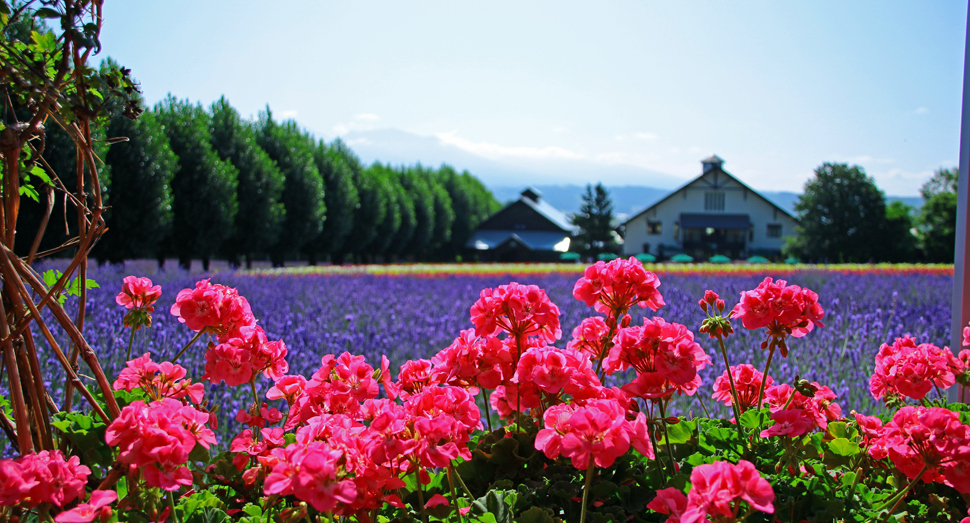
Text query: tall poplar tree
209 97 285 268
96 109 177 263
255 109 325 266
155 96 239 270
306 138 358 263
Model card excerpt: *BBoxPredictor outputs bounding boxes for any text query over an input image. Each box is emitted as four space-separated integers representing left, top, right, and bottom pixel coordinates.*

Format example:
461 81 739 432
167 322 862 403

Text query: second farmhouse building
622 155 798 260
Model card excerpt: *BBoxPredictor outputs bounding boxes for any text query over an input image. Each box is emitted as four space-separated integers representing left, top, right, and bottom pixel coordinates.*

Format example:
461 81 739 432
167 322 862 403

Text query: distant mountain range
490 185 924 222
340 128 923 221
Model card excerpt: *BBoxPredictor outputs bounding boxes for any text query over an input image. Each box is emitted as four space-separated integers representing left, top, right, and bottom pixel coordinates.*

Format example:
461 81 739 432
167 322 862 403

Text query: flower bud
716 299 725 312
699 299 708 312
621 314 632 328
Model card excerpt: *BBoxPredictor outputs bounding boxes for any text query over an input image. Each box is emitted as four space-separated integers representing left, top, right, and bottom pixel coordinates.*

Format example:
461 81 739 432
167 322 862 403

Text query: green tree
785 162 887 263
209 97 285 268
436 165 499 260
306 138 358 264
378 165 415 259
880 200 918 262
155 96 239 270
255 109 325 266
425 167 455 259
917 167 958 262
95 109 177 263
571 183 616 258
399 166 436 258
330 140 388 263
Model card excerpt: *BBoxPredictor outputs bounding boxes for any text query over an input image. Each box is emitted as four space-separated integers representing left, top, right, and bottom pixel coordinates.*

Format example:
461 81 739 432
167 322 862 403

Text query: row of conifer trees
18 95 501 268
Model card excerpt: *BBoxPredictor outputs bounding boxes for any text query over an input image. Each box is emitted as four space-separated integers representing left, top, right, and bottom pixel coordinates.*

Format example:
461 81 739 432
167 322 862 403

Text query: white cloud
634 132 658 140
915 107 929 115
332 124 350 136
345 137 372 146
354 113 381 121
279 110 299 119
435 131 585 161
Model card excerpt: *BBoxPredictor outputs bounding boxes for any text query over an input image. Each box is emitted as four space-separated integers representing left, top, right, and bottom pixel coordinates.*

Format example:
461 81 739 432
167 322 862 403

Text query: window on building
647 221 662 235
674 222 680 241
749 225 754 241
767 224 782 238
704 191 725 211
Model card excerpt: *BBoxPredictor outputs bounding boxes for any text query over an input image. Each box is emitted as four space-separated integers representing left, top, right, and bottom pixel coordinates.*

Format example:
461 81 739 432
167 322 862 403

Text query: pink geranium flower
470 282 562 343
870 335 962 402
872 406 970 493
54 490 117 523
681 460 775 522
566 316 611 360
116 276 162 310
713 364 772 410
572 257 664 315
760 409 815 438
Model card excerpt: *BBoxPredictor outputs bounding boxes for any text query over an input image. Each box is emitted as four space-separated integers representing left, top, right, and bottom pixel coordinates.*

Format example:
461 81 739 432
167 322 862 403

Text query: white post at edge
949 2 970 404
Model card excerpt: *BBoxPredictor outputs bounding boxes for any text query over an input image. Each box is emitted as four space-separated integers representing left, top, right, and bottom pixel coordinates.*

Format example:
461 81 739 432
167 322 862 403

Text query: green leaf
739 408 763 430
29 164 51 185
188 444 210 465
19 184 38 202
34 8 60 19
184 507 229 523
471 491 511 523
658 420 694 445
515 507 555 523
827 438 861 457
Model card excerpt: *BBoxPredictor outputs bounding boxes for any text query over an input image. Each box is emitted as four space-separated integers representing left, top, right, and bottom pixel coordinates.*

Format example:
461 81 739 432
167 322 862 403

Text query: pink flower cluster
105 398 216 491
116 276 162 329
573 257 665 315
870 335 962 402
0 450 90 508
566 317 610 359
113 353 204 404
605 317 711 401
868 406 970 492
168 280 288 387
536 398 653 469
257 364 480 518
730 278 824 355
760 382 841 438
648 460 774 523
712 364 772 411
431 329 511 390
470 282 562 343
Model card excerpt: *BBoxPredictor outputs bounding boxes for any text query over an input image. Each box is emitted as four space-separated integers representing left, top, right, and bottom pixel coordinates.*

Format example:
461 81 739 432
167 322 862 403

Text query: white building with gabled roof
621 155 798 260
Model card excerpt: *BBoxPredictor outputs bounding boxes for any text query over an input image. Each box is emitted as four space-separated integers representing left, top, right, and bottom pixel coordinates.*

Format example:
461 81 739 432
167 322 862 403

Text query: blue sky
99 1 967 195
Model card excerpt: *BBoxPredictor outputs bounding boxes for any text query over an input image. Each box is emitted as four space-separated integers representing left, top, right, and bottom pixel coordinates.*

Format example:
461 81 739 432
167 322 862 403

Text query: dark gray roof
520 195 577 233
680 213 750 229
466 230 571 251
702 154 724 164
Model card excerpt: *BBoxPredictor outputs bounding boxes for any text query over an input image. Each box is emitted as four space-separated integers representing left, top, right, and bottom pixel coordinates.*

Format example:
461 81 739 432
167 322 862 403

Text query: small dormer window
704 191 725 211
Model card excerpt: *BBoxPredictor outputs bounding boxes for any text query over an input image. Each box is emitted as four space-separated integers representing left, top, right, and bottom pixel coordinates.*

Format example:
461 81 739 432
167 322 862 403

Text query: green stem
755 345 776 408
695 392 713 419
645 410 667 486
593 313 621 383
453 464 476 500
415 469 427 523
481 387 493 432
172 330 205 363
126 327 136 361
878 465 928 523
659 403 677 469
168 490 181 523
447 465 464 523
579 461 595 523
716 334 746 444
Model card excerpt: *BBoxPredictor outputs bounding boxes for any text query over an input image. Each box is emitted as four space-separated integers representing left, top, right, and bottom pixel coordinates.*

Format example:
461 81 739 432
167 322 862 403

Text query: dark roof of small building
701 154 724 164
477 188 576 234
465 230 571 251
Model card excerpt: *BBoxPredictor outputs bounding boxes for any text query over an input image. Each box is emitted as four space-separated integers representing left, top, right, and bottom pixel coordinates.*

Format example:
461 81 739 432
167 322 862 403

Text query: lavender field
25 263 953 445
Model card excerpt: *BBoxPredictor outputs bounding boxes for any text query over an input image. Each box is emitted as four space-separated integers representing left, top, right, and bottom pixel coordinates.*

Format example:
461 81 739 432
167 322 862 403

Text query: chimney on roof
521 187 541 202
702 154 724 173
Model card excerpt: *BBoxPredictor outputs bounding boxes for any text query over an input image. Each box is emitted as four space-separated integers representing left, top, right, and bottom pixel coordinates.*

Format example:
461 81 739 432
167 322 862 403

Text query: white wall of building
622 168 799 257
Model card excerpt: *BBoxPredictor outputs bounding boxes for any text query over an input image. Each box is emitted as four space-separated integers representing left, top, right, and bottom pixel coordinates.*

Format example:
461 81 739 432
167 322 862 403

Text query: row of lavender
29 263 952 443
